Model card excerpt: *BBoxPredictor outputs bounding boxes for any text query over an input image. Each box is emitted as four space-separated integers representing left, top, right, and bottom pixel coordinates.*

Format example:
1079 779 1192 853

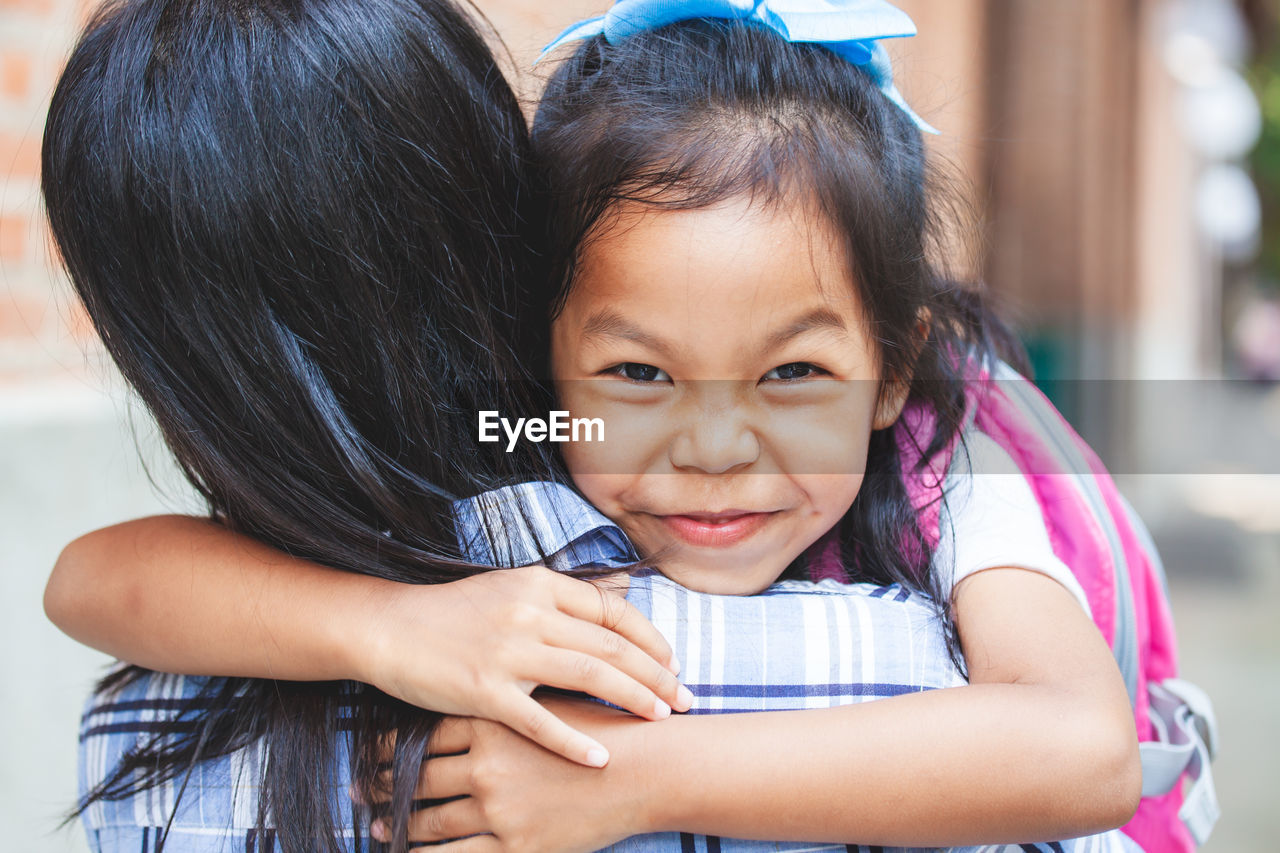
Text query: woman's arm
44 515 691 766
395 568 1140 850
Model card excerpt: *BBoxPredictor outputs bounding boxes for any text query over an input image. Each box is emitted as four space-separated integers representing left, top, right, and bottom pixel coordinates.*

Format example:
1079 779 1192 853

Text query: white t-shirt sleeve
930 431 1092 616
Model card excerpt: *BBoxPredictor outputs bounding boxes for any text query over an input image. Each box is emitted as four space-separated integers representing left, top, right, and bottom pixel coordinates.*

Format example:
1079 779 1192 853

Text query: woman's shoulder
624 572 966 711
81 665 217 734
78 669 361 845
763 577 932 603
629 570 936 606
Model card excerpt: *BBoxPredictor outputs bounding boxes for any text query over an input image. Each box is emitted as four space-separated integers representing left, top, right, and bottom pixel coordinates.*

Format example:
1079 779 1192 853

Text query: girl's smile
657 510 777 548
551 194 907 595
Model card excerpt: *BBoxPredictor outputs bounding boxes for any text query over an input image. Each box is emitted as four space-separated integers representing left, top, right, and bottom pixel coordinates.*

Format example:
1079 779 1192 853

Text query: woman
43 0 683 848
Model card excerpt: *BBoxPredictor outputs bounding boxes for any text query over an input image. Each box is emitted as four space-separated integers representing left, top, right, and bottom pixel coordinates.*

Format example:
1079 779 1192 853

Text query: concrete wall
1 381 198 853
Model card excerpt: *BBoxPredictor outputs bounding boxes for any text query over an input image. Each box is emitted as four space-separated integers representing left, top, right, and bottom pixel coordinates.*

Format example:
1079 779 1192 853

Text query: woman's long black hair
532 22 1030 668
43 0 557 849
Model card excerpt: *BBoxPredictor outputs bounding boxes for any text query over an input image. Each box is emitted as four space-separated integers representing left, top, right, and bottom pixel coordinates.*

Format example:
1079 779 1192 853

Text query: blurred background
2 0 1278 850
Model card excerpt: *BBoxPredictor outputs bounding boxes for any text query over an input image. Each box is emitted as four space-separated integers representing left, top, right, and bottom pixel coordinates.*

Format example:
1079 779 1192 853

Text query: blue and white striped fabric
629 572 964 715
77 482 1142 853
609 572 1142 853
80 669 313 853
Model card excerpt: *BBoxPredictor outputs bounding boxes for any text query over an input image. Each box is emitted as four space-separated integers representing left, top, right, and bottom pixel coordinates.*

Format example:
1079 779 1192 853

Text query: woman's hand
369 697 654 852
357 566 691 766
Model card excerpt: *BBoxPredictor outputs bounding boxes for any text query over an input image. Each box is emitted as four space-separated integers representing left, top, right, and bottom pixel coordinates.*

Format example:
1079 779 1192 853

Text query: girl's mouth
657 511 776 548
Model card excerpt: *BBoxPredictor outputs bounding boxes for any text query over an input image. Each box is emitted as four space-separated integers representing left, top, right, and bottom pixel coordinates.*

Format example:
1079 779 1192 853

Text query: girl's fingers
403 797 486 843
428 717 472 756
373 754 471 802
492 690 611 768
413 834 500 853
545 614 691 713
371 798 485 844
534 643 679 722
420 754 472 799
551 573 679 675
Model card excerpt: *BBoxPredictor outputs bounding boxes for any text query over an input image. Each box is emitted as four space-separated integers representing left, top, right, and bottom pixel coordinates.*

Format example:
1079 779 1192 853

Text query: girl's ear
872 308 930 431
872 378 911 431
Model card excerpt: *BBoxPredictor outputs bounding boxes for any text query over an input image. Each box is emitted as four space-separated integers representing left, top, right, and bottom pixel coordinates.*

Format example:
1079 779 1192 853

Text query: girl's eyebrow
578 306 846 358
762 308 849 352
579 308 678 358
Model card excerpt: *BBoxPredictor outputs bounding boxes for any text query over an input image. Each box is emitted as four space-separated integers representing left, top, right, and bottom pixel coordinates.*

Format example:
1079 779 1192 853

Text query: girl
364 9 1142 848
46 0 1143 850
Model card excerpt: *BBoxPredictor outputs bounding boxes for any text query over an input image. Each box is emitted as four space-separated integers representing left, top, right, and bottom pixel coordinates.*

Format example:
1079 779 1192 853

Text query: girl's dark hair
43 0 556 848
532 21 1029 666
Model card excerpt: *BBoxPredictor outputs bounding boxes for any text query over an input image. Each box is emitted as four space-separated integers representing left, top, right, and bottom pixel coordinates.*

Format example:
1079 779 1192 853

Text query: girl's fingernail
370 821 388 842
677 685 694 709
585 744 610 767
668 654 682 675
653 698 671 719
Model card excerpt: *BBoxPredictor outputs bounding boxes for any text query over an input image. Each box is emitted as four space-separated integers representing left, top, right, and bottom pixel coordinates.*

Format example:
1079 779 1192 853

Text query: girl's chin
654 559 791 596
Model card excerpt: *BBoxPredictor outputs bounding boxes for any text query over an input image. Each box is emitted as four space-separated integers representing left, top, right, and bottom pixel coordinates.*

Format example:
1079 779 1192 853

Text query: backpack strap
985 361 1142 705
985 363 1220 846
1141 678 1221 845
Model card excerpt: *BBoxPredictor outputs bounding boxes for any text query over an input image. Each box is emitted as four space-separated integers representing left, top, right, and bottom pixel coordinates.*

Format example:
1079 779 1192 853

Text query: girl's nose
667 397 761 474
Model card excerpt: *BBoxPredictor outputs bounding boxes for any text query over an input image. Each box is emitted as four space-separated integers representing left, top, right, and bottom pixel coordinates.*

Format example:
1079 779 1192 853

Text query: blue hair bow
541 0 938 134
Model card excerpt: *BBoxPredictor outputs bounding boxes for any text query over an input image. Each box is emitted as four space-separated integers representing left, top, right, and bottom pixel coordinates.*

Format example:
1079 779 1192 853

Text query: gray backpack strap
991 361 1141 704
1119 496 1221 845
1140 678 1221 845
991 365 1221 845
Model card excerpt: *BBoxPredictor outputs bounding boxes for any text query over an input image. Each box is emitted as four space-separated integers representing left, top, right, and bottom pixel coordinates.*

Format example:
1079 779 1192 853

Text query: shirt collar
452 481 637 571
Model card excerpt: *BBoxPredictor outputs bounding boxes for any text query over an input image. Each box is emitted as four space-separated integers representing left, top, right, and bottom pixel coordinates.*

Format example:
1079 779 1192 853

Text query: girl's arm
644 567 1141 843
44 515 691 766
393 567 1140 850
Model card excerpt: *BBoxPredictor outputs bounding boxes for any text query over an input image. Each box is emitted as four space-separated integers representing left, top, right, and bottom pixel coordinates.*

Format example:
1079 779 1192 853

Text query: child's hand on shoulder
357 565 691 766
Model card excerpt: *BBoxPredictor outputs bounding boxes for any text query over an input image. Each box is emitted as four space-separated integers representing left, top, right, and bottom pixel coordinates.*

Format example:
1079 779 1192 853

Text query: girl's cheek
557 380 673 478
761 397 876 478
564 471 632 520
801 473 866 528
560 405 665 480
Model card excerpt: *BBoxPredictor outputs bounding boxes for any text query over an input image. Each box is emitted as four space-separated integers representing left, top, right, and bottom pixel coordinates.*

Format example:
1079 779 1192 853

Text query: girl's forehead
568 196 860 316
551 197 882 379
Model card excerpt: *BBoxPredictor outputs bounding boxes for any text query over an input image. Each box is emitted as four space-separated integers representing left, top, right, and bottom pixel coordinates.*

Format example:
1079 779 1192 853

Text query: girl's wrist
339 575 468 708
614 713 687 835
325 570 405 687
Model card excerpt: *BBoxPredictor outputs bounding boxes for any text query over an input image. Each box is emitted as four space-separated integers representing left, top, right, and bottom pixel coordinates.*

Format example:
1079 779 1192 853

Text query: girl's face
551 196 905 595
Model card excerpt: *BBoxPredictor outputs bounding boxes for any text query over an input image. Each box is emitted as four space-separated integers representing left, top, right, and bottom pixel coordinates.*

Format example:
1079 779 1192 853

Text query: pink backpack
893 360 1219 853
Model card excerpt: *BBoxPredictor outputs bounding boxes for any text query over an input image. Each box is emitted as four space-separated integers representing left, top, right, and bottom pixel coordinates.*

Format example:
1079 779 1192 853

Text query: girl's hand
48 518 687 768
357 566 691 767
368 697 653 852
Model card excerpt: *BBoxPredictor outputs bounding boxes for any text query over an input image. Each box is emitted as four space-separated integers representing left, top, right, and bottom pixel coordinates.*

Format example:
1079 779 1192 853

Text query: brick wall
0 0 99 394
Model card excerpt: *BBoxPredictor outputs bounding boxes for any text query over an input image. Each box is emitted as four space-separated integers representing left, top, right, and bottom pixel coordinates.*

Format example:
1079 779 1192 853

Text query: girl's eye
606 363 671 383
762 362 828 382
